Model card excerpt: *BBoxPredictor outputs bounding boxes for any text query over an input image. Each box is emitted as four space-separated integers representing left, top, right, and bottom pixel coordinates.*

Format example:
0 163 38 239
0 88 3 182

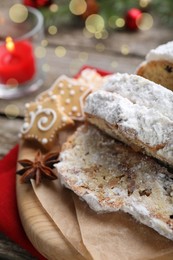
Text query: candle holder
0 7 44 99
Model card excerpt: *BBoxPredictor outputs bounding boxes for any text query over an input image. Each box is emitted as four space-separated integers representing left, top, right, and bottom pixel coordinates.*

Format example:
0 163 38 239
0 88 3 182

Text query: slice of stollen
56 125 173 241
101 73 173 122
84 87 173 167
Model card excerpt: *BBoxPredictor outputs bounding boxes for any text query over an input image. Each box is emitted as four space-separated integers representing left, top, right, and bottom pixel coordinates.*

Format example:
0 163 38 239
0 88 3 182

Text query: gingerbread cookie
37 75 91 121
20 95 74 149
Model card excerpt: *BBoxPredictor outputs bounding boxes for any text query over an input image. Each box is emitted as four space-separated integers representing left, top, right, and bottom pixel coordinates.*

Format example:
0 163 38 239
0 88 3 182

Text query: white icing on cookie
72 106 78 112
69 90 75 96
65 98 71 104
21 107 57 134
62 116 67 122
60 90 65 95
59 82 64 88
36 74 93 121
51 95 57 100
42 138 48 144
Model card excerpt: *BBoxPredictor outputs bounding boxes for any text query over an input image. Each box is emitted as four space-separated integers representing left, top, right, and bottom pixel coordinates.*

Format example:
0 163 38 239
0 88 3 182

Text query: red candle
0 37 35 84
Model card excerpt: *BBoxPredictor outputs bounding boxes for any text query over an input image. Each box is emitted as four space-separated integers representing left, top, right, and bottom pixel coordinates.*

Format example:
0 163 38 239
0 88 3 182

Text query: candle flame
6 37 15 52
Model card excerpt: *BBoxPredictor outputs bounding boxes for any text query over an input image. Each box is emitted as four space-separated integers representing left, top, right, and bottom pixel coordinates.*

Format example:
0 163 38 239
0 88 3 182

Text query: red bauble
81 0 99 20
125 8 142 31
37 0 52 7
23 0 52 8
23 0 36 7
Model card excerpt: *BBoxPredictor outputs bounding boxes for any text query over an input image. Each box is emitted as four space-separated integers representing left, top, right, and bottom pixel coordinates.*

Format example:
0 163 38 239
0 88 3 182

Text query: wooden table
0 1 172 258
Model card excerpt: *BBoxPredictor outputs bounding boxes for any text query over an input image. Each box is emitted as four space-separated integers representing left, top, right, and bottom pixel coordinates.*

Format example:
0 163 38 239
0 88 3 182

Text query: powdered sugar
102 73 173 121
84 90 173 165
146 41 173 63
85 90 173 146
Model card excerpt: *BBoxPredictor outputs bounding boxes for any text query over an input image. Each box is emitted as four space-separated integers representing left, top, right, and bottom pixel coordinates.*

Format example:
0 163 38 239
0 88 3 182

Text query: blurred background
1 0 173 78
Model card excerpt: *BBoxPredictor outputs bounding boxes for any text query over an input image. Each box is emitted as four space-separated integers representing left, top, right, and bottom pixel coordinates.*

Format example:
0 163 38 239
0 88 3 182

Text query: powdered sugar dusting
102 73 173 121
84 90 173 165
146 41 173 63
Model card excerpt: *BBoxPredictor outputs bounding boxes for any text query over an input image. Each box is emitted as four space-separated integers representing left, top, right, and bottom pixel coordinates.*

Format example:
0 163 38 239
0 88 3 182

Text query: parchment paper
31 179 91 259
73 194 173 260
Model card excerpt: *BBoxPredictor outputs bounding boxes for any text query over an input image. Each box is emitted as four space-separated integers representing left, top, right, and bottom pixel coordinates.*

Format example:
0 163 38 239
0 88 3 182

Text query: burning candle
0 37 35 85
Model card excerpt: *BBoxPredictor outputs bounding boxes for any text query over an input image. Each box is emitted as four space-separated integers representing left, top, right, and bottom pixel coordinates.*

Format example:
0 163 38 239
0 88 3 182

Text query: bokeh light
115 18 125 28
41 39 48 47
85 14 105 34
9 4 28 23
55 46 67 57
121 44 129 55
95 32 102 39
69 0 87 15
139 0 151 8
5 104 20 119
78 52 88 62
48 25 58 35
49 4 59 13
137 13 153 31
35 46 46 58
94 29 108 39
101 30 109 39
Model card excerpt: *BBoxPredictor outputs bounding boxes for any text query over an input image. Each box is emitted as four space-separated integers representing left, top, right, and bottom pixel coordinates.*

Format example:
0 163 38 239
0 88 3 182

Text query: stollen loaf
136 41 173 90
84 73 173 166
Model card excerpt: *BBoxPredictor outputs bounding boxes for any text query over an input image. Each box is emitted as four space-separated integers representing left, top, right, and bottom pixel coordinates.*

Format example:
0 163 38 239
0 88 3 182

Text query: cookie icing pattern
21 106 57 134
37 75 91 121
20 95 73 149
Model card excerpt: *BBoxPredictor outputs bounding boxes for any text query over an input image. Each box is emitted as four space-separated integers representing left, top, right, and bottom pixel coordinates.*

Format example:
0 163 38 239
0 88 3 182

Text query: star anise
17 150 59 185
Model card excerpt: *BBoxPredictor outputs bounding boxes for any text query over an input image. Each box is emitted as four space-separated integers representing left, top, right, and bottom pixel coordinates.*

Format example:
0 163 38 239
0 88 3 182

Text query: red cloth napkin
0 66 111 260
0 145 46 260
